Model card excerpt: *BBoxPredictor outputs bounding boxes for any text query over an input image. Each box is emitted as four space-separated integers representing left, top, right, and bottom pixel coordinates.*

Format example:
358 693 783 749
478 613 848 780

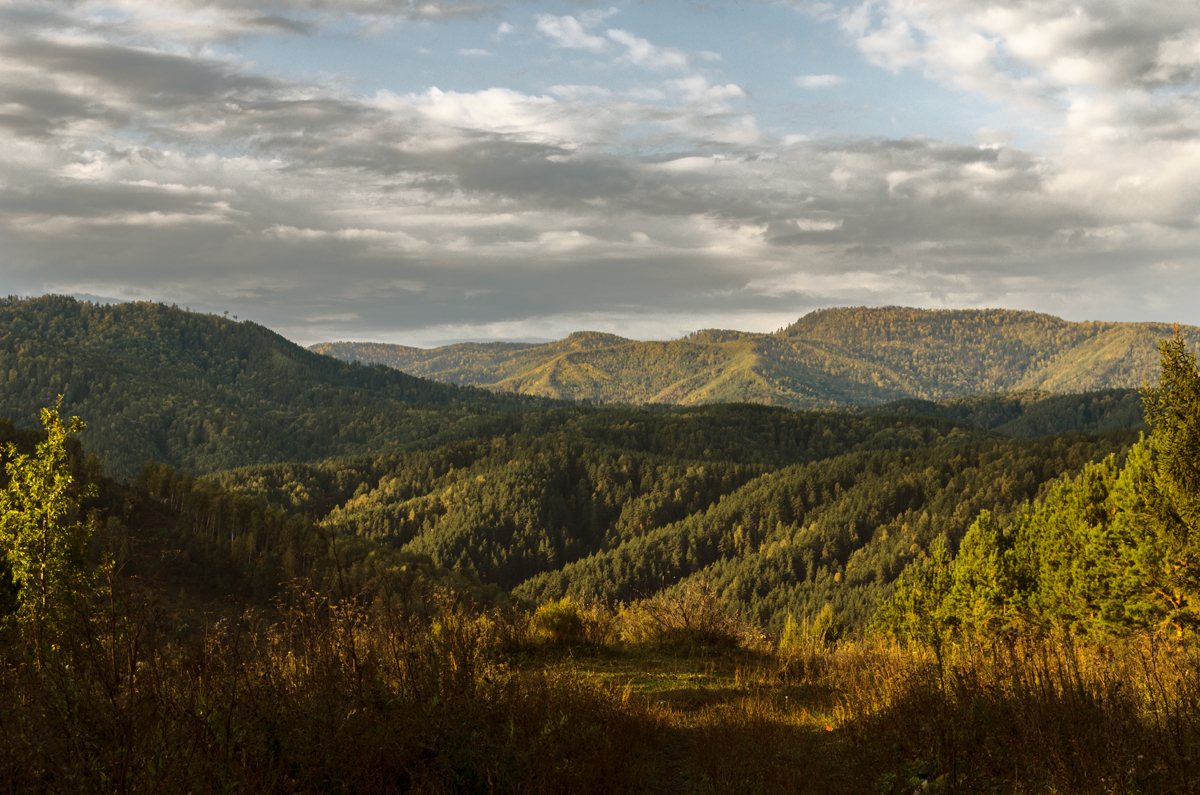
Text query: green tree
944 510 1031 634
0 400 97 644
873 330 1200 641
1139 329 1200 634
870 535 956 654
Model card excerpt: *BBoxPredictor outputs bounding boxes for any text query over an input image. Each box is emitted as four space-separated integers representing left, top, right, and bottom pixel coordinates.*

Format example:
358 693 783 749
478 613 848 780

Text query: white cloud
48 0 500 45
459 48 490 56
792 218 843 231
535 14 610 53
796 74 845 88
665 76 746 108
5 0 1200 345
606 28 689 70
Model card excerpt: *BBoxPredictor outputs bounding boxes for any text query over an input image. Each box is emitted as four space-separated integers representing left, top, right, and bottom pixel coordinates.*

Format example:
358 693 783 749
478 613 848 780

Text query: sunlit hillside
313 307 1200 407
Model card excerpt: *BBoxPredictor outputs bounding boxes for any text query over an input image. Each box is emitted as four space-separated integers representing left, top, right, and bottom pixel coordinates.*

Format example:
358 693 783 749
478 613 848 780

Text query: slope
313 307 1200 408
0 295 550 478
862 388 1146 438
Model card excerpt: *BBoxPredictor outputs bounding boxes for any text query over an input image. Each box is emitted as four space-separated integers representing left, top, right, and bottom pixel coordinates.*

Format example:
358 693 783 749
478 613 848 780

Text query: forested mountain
313 307 1200 408
0 296 1143 483
0 295 550 477
862 388 1145 438
1 300 1195 794
215 401 1134 631
0 294 1163 631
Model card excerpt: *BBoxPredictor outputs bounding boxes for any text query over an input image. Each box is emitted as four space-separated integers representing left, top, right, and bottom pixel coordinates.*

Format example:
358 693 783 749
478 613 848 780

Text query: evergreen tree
874 329 1200 640
1139 329 1200 634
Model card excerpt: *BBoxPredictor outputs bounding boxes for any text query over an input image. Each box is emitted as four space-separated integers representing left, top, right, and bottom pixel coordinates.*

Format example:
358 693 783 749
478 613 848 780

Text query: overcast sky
2 0 1199 345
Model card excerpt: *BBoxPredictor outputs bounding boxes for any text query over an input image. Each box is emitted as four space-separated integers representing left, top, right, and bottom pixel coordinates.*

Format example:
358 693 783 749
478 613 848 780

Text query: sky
2 0 1200 346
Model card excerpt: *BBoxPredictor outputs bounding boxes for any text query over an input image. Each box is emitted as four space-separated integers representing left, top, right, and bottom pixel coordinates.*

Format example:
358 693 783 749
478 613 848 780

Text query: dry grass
3 576 1200 794
0 579 664 794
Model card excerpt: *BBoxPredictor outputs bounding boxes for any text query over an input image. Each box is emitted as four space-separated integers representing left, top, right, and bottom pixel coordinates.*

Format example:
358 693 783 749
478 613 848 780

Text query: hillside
312 307 1200 407
1 304 1193 794
0 295 551 477
862 388 1146 438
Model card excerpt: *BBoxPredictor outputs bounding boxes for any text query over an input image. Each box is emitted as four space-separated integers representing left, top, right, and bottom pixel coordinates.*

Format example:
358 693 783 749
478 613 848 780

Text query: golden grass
3 580 1199 793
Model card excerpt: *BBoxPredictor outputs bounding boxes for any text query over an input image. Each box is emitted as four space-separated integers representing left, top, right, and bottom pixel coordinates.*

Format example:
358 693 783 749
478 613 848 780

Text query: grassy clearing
523 597 1200 794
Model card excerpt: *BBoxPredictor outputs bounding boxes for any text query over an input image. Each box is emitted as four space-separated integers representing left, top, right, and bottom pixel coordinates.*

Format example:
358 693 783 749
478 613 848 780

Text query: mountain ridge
0 295 553 477
312 307 1200 407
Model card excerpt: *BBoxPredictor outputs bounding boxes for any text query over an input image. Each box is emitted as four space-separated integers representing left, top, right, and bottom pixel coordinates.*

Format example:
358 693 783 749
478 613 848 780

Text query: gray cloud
1 0 1199 345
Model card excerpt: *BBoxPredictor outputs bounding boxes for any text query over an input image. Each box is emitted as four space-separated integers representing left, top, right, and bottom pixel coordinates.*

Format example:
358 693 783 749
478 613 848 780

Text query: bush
620 580 745 649
533 598 618 646
534 598 586 644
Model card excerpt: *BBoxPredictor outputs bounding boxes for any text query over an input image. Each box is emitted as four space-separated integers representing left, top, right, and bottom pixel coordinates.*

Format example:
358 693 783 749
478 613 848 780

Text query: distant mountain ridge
312 307 1200 408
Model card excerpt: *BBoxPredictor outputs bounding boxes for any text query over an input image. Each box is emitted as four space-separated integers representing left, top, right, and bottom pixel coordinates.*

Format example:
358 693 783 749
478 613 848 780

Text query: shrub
534 598 586 644
621 580 744 649
533 598 619 646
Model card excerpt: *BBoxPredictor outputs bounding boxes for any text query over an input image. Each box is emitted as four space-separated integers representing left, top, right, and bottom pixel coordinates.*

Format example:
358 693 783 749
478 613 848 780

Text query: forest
2 294 1199 792
313 306 1200 408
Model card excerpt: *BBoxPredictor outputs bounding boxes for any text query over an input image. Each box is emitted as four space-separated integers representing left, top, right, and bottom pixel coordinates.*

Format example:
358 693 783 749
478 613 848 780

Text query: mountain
312 307 1200 408
861 388 1146 438
0 295 551 478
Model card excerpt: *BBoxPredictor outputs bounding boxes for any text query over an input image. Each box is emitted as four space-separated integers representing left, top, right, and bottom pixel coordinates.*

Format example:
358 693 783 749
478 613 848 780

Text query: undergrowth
3 569 1199 793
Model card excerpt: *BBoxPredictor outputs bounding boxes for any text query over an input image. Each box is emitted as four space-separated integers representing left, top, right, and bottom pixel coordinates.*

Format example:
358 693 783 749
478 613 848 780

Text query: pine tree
1140 329 1200 635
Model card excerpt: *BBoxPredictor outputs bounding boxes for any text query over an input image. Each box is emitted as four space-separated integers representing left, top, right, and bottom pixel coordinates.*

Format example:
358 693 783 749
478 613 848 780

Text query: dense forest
0 295 1157 633
3 296 1200 792
861 387 1146 438
0 295 550 477
313 306 1200 407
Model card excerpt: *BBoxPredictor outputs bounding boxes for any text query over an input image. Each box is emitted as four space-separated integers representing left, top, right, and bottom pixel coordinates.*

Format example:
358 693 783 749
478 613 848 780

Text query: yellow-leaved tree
0 399 97 654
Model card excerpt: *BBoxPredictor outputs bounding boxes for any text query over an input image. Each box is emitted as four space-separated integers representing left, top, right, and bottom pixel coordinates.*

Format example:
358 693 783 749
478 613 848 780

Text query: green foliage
866 388 1146 438
870 536 955 650
878 331 1200 640
533 598 586 645
0 400 97 637
516 431 1131 631
1141 332 1200 559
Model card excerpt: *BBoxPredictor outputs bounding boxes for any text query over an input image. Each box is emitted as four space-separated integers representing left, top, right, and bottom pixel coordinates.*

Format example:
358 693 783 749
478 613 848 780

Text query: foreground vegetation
4 574 1199 793
1 412 1198 793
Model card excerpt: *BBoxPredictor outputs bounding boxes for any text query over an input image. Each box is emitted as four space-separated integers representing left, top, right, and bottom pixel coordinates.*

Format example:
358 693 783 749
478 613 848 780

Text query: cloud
535 14 610 53
4 0 1200 345
826 0 1200 97
606 29 689 70
796 74 844 88
459 48 490 56
6 0 501 47
533 12 692 72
